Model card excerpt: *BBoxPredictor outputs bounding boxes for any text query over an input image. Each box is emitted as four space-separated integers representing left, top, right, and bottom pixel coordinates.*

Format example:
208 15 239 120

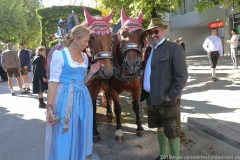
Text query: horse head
115 7 144 73
83 7 113 79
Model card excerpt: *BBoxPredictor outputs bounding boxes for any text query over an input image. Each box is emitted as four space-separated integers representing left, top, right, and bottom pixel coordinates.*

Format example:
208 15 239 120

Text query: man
0 50 8 82
2 43 29 95
18 43 31 91
178 37 185 50
203 28 223 82
227 29 239 69
141 18 188 160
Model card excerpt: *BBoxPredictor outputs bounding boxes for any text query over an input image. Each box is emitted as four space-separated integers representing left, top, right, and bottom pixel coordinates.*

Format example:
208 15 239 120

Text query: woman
31 46 48 108
44 25 100 160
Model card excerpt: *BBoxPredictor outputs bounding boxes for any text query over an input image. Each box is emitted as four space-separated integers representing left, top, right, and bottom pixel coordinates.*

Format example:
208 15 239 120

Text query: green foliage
97 0 181 28
0 0 27 43
195 0 240 13
0 0 43 48
49 39 59 48
20 0 43 48
37 5 101 47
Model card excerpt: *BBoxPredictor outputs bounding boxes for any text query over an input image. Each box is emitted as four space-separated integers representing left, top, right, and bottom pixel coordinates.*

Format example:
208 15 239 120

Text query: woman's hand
89 61 100 75
46 109 55 125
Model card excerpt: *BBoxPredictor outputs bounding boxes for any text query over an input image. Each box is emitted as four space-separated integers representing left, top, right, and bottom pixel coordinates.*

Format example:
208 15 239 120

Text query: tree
0 0 27 43
194 0 240 13
97 0 182 27
20 0 43 48
37 6 101 47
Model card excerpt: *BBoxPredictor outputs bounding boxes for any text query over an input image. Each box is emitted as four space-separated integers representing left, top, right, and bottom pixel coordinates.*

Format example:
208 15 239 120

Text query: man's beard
150 36 162 45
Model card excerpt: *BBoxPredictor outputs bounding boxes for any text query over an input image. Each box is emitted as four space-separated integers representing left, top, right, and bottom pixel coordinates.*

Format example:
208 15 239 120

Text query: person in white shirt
203 28 223 82
227 29 239 69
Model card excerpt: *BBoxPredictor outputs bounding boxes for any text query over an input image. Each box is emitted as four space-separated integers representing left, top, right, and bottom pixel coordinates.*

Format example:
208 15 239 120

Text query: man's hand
43 77 47 82
208 51 212 54
23 66 28 69
165 96 172 101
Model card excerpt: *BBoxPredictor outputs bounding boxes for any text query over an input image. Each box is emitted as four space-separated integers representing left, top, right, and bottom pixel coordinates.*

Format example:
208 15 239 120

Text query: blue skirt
44 83 93 160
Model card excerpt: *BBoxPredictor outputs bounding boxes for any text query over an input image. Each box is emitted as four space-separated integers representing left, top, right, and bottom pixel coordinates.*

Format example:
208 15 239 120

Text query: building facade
168 0 240 56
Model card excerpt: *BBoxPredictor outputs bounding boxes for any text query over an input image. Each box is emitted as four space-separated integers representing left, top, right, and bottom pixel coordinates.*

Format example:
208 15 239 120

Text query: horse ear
121 7 128 25
103 8 114 24
137 9 143 24
83 7 94 26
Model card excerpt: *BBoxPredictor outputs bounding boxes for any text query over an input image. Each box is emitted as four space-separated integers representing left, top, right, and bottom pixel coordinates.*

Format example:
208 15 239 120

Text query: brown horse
82 8 114 143
104 8 144 142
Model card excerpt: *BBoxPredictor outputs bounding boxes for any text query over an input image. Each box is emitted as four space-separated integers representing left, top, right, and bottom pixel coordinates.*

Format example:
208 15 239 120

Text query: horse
82 8 114 143
104 8 145 142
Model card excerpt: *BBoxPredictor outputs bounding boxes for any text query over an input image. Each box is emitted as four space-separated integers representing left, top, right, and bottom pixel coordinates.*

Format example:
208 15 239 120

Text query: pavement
182 54 240 149
1 54 240 160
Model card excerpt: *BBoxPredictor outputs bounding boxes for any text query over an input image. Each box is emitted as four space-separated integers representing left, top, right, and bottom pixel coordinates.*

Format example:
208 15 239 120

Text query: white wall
171 28 211 55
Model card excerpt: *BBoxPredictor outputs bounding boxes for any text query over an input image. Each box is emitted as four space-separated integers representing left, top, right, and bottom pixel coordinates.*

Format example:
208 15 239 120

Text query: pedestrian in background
167 38 172 42
31 46 48 108
0 50 8 82
203 28 223 82
2 43 29 95
227 29 239 69
44 25 100 160
18 43 31 91
141 18 188 160
178 37 185 50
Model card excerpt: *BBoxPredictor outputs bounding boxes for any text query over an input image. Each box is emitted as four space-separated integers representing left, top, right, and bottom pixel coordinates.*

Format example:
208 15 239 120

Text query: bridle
87 47 112 64
118 43 143 60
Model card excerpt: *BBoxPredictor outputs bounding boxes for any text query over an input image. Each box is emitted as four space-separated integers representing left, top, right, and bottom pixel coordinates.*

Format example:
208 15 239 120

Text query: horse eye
90 36 95 40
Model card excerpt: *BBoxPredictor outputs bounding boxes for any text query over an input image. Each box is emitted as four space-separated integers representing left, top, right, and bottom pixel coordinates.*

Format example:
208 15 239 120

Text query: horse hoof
136 131 145 137
93 135 101 143
106 112 115 119
115 136 124 142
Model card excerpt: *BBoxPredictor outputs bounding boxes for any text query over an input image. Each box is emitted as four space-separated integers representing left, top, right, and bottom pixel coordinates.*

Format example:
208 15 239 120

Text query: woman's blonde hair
64 24 90 46
36 46 45 54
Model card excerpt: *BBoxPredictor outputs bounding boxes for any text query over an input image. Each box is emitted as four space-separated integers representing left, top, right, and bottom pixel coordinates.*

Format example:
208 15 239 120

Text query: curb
187 117 240 150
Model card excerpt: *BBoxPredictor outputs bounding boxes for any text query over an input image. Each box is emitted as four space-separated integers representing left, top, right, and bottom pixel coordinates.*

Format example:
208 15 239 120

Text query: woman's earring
74 43 78 48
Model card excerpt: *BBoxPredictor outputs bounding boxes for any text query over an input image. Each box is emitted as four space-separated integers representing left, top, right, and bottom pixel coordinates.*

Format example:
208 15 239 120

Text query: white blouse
49 47 88 82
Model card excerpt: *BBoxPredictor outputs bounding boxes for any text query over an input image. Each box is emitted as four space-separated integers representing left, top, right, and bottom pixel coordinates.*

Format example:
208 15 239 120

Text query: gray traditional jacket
141 40 188 105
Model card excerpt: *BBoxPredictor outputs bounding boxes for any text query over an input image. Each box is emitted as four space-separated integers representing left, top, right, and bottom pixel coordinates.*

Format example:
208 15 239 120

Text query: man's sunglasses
148 29 162 35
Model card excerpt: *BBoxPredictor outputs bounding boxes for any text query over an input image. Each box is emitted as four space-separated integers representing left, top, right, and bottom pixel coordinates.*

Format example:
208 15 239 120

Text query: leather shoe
39 103 46 109
212 77 217 82
21 90 30 94
11 93 16 96
25 88 31 91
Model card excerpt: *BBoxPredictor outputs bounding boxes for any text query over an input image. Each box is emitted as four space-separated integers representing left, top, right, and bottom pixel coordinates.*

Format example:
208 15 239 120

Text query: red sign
208 20 224 28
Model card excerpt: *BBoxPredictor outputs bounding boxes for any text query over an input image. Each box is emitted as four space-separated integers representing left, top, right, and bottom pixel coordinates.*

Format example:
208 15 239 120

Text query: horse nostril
101 69 105 76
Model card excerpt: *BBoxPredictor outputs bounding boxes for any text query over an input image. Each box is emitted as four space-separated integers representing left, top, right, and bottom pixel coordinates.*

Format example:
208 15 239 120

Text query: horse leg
105 91 115 118
132 91 144 137
92 99 101 143
101 82 115 118
88 80 102 143
111 91 124 142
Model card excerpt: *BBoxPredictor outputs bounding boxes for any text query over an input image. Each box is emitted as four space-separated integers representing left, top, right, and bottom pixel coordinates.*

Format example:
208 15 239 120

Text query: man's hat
145 18 168 32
